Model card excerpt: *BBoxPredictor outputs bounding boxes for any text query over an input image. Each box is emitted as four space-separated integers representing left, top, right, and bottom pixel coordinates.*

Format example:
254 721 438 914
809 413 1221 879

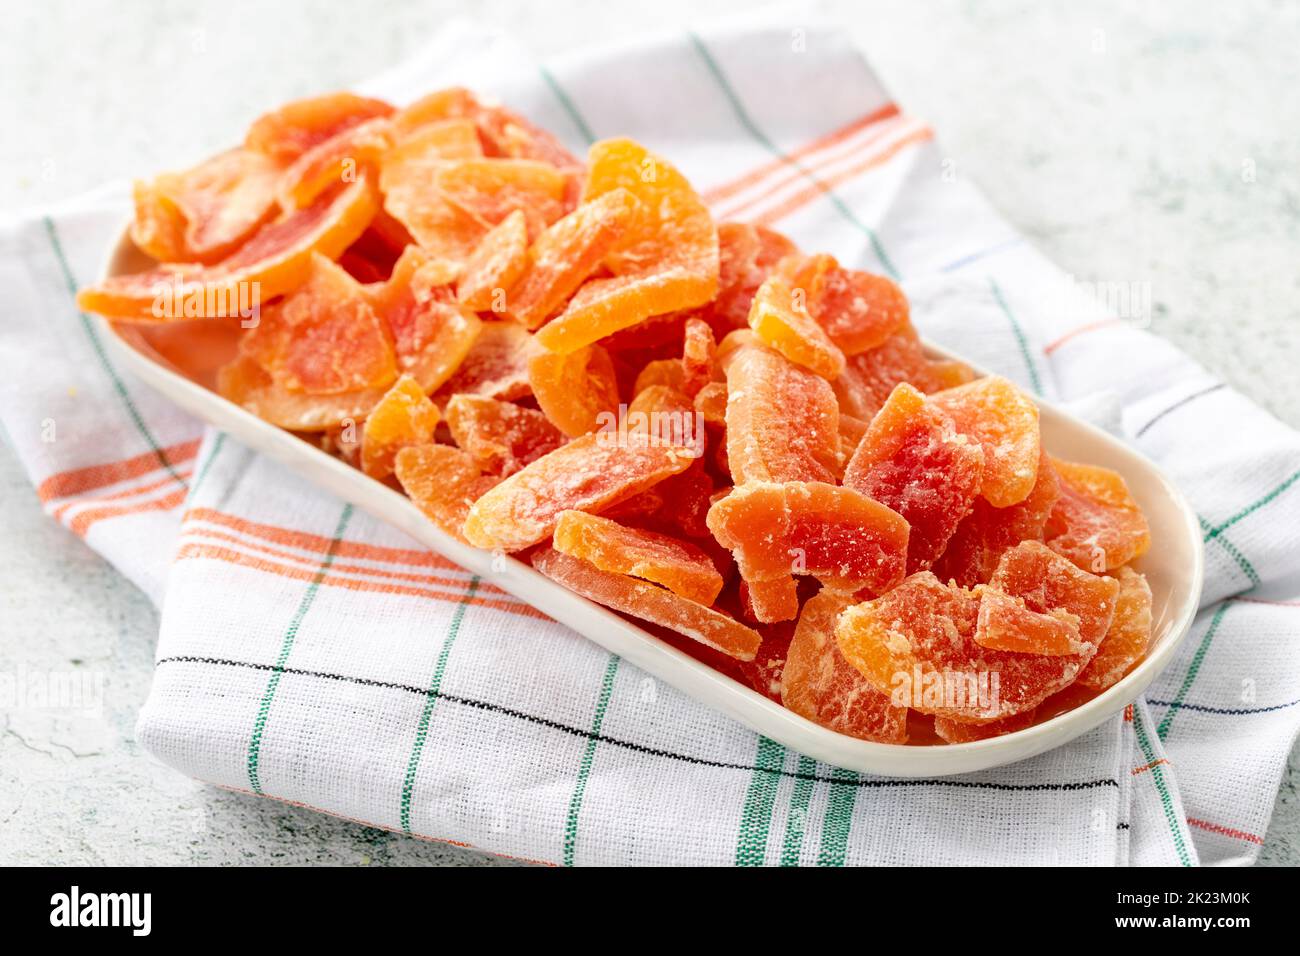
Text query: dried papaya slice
379 119 487 260
528 344 621 437
988 541 1120 649
553 510 723 604
473 101 582 168
367 246 482 393
781 588 908 743
706 224 799 334
360 375 442 480
505 187 638 329
832 323 976 420
131 148 283 264
456 209 529 312
532 547 760 661
783 253 909 355
747 275 845 380
246 92 394 162
444 394 565 477
933 709 1038 743
278 116 393 209
843 383 984 573
241 253 396 395
79 175 379 322
436 158 569 238
973 586 1085 656
390 88 481 138
1076 566 1153 690
634 358 686 396
724 342 840 484
835 572 1094 722
1045 457 1152 572
739 575 801 624
929 375 1041 507
432 320 539 404
217 355 384 431
462 431 695 551
932 448 1060 587
681 317 717 397
394 443 501 544
693 380 727 426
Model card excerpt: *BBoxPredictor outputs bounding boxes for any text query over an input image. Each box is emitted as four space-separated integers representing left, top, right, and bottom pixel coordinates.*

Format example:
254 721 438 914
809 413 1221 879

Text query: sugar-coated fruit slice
443 394 565 476
435 158 569 238
379 119 488 261
746 275 845 380
394 444 502 544
835 572 1096 722
634 358 687 396
532 547 760 661
78 175 380 322
553 510 723 604
217 355 384 431
432 320 539 404
693 381 727 426
832 323 976 420
707 224 799 333
973 586 1085 656
790 253 909 355
528 344 621 437
246 92 393 162
456 209 529 312
1076 566 1153 690
988 541 1120 648
681 317 717 397
724 342 840 485
931 448 1060 587
278 117 393 209
843 383 984 573
738 575 801 624
781 588 908 743
462 431 695 551
360 375 441 479
932 709 1038 743
929 375 1041 507
1045 457 1152 572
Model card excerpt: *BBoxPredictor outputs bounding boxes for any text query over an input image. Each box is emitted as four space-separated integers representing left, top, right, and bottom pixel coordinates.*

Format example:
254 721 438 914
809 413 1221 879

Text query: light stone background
1 0 1297 866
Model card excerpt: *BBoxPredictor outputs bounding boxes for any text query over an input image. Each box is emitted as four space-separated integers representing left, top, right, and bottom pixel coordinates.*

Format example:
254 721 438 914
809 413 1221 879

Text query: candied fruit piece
474 100 582 167
708 224 799 333
988 541 1120 648
832 323 976 420
278 117 393 209
724 342 840 484
368 246 483 393
379 119 488 261
835 572 1096 722
528 344 621 437
784 253 909 355
534 139 719 353
444 394 565 476
738 575 801 625
505 188 638 329
681 317 717 397
747 275 845 380
432 321 539 404
634 358 686 396
929 375 1040 507
1045 457 1152 572
241 253 396 395
79 176 379 322
931 448 1060 587
131 148 283 264
463 431 694 551
246 92 393 162
217 355 384 431
553 510 723 604
973 586 1085 656
533 548 760 661
781 588 908 743
456 209 529 312
843 383 984 573
395 444 501 544
436 158 569 237
933 709 1038 743
647 456 715 539
360 375 441 479
693 380 728 426
1076 566 1153 690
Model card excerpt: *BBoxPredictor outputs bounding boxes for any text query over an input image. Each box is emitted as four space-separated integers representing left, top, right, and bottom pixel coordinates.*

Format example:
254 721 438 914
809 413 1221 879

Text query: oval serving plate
96 227 1203 777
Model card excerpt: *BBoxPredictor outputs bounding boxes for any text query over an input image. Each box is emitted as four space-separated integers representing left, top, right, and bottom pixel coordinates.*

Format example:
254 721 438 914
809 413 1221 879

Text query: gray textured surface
1 0 1296 866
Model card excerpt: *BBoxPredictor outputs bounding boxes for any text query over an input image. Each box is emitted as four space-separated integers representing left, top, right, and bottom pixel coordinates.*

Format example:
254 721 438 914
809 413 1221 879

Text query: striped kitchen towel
2 15 1298 866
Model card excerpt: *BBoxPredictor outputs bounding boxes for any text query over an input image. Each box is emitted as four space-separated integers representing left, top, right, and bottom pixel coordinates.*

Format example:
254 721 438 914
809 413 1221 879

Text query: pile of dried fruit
80 89 1154 745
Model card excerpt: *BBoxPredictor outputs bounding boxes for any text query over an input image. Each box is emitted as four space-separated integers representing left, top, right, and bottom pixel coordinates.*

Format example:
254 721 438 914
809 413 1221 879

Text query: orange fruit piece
532 547 759 661
473 101 582 168
444 394 565 477
723 342 840 485
746 275 845 380
277 117 394 209
436 159 569 238
1077 566 1153 690
78 175 379 322
634 358 687 396
973 587 1085 656
553 510 723 604
246 92 394 162
783 253 909 355
366 246 482 393
1045 457 1152 572
832 323 977 420
432 321 539 405
929 375 1041 507
505 187 639 329
681 317 717 397
241 253 397 395
931 448 1060 587
843 383 984 573
780 588 909 743
835 572 1093 722
988 541 1120 649
534 138 719 353
131 148 283 264
933 709 1038 743
739 575 801 625
528 344 621 437
456 209 529 312
462 431 695 551
707 223 799 334
217 355 384 431
394 444 502 544
360 375 442 480
379 119 488 261
693 381 727 426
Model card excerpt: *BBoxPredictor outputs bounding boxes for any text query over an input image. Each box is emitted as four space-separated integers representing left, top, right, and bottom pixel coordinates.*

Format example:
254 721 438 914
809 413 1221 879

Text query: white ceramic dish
96 228 1203 777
